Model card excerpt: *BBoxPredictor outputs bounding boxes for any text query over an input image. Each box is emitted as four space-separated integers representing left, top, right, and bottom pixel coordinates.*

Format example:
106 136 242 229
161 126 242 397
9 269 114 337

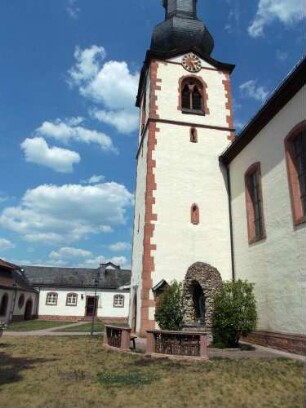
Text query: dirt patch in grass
0 336 304 408
7 320 74 331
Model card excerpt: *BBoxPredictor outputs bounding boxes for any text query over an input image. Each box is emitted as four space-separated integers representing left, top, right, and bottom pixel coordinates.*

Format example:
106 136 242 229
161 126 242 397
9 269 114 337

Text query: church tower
130 0 235 336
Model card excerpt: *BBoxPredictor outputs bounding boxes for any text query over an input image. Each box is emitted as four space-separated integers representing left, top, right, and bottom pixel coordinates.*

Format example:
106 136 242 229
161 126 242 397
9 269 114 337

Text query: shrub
155 280 184 330
212 279 257 347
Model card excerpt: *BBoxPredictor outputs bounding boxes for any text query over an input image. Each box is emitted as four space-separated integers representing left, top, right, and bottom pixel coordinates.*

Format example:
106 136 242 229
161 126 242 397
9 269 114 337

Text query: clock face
182 53 202 72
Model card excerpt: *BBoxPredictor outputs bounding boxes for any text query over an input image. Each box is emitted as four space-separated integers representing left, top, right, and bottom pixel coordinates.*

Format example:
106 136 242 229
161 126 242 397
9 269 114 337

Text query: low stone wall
245 331 306 355
146 330 208 359
104 325 132 351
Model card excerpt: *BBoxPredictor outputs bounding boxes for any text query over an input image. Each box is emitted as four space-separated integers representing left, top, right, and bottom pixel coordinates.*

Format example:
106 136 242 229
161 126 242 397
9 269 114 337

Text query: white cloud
0 192 9 203
69 46 139 134
0 238 15 250
0 182 134 245
239 80 269 102
66 0 80 19
81 255 129 268
36 118 116 153
82 175 105 184
49 247 92 260
21 137 80 173
69 46 106 84
109 242 131 252
90 109 139 135
248 0 305 38
224 6 241 34
276 50 288 61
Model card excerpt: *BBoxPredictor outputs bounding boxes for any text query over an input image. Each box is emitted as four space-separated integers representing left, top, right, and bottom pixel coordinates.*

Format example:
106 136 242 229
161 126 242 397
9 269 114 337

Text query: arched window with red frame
245 162 266 244
190 127 198 143
285 121 306 226
179 76 208 115
191 204 200 225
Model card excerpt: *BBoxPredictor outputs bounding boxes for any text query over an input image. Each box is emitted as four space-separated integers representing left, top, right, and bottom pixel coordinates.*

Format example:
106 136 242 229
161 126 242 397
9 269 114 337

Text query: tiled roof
22 264 131 290
0 258 37 292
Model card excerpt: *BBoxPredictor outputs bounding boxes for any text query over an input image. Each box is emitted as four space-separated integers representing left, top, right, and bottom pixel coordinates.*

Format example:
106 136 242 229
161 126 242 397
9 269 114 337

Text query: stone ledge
244 330 306 355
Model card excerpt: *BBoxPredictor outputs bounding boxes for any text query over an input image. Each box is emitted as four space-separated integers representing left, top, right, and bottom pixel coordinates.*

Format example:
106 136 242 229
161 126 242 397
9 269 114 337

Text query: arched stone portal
182 262 222 332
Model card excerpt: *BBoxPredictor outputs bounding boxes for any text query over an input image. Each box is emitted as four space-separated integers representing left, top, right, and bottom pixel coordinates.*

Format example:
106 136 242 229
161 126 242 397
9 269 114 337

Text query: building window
245 163 266 243
179 76 209 115
190 128 198 143
191 204 200 225
0 293 9 316
18 294 25 309
285 121 306 226
113 295 124 308
46 292 58 306
66 293 78 306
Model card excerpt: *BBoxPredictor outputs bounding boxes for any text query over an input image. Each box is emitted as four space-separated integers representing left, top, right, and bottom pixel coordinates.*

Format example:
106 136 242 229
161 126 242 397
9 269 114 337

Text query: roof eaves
220 56 306 165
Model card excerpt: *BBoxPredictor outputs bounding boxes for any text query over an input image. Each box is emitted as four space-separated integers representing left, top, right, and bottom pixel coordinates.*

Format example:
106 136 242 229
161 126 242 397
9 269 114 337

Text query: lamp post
90 270 100 336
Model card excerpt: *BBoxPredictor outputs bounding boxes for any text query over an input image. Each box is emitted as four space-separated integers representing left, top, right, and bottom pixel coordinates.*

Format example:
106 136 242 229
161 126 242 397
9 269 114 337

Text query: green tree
212 280 257 347
155 280 184 330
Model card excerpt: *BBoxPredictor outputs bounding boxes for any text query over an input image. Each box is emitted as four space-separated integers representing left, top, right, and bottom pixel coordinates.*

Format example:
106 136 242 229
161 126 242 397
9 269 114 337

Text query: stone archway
182 262 222 332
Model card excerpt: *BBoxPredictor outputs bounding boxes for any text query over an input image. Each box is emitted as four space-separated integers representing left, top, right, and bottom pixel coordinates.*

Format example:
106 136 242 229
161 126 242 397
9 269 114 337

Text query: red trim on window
285 121 306 227
190 127 198 143
178 75 209 115
191 204 200 225
245 162 266 244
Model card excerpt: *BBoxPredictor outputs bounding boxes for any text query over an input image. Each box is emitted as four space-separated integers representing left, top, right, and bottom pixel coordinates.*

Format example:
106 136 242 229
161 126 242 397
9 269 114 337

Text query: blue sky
0 0 305 268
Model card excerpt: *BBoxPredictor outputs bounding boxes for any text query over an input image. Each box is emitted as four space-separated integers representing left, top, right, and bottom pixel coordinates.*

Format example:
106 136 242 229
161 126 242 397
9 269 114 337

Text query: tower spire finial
151 0 214 57
163 0 197 19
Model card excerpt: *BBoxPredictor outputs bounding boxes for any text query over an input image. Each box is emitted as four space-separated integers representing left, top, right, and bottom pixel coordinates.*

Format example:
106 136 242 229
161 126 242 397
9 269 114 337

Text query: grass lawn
56 322 129 332
0 336 304 408
7 320 73 331
56 322 105 332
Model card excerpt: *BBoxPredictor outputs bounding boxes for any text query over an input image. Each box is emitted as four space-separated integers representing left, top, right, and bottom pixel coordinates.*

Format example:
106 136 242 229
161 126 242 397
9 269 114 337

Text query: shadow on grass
0 343 11 349
0 351 57 386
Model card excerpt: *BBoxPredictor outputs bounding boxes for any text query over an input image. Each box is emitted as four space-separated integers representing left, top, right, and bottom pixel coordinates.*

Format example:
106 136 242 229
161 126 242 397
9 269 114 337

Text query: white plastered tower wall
130 54 235 335
229 85 306 336
129 76 150 333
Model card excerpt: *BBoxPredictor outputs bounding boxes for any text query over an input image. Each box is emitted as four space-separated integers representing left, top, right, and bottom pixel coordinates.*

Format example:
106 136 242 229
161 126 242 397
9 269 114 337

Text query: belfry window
181 78 204 113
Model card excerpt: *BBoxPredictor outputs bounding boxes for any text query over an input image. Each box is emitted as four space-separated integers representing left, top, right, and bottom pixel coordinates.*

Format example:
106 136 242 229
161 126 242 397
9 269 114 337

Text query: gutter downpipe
222 160 236 282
